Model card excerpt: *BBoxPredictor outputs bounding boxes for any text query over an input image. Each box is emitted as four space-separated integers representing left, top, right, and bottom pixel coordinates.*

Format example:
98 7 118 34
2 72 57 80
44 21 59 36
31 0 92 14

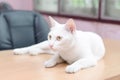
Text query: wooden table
0 39 120 80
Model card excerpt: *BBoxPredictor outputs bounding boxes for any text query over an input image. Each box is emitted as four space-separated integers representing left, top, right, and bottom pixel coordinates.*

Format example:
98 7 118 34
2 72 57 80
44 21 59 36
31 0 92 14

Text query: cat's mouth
49 45 58 51
49 45 55 50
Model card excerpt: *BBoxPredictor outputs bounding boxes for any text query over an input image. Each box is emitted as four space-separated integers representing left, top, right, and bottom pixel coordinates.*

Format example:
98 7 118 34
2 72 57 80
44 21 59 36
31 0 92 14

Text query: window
34 0 58 13
60 0 99 18
34 0 120 22
102 0 120 20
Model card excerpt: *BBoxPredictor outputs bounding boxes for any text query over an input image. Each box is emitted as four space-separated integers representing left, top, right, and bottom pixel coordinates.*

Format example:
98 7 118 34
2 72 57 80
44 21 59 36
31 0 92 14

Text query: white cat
13 16 105 73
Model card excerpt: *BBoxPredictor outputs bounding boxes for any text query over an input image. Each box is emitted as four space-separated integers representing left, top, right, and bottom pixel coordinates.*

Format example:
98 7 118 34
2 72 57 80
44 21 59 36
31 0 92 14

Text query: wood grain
0 39 120 80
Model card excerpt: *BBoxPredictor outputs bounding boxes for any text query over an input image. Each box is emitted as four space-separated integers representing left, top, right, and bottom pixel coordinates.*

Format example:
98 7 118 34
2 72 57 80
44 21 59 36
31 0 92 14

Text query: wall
44 15 120 40
0 0 33 10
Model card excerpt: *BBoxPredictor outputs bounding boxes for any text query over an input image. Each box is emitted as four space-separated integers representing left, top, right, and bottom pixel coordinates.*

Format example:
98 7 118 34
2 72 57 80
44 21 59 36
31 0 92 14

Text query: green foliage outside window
72 0 85 8
115 0 120 9
72 0 98 8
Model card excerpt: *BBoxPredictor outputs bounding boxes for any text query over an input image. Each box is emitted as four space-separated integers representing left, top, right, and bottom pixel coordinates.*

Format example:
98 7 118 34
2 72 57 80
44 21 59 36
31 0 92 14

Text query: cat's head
48 16 76 51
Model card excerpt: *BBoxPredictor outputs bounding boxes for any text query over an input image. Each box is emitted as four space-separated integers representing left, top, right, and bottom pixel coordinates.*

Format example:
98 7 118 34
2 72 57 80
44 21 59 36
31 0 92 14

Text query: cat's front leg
65 58 97 73
13 41 49 55
44 54 64 68
13 47 30 55
13 45 40 55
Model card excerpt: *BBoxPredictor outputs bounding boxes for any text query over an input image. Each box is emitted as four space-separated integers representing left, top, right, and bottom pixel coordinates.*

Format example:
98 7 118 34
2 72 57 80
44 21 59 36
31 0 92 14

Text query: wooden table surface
0 39 120 80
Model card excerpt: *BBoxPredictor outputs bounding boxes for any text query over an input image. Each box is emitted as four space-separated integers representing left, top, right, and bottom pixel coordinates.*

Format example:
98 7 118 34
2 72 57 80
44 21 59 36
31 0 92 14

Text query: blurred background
1 0 120 40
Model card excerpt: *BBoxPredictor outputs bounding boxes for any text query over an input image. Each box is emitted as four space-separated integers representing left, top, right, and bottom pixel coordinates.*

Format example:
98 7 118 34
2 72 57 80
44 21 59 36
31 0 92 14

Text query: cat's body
58 30 105 64
13 17 105 73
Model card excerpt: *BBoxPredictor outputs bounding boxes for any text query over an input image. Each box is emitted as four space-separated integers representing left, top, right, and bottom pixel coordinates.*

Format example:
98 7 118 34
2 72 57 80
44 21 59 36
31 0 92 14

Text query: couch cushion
4 11 36 48
0 14 12 50
34 13 50 43
0 11 50 50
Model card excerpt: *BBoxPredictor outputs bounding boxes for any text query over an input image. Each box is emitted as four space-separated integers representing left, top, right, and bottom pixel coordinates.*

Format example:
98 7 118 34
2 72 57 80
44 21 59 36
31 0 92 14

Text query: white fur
13 17 105 73
13 41 55 55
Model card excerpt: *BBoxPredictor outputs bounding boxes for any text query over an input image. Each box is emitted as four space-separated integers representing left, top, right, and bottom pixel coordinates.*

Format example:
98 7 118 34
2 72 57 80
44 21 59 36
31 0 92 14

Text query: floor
43 15 120 40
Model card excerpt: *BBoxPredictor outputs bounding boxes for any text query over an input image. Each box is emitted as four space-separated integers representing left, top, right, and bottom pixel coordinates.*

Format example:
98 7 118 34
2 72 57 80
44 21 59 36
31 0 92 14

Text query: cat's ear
65 19 76 33
49 16 58 27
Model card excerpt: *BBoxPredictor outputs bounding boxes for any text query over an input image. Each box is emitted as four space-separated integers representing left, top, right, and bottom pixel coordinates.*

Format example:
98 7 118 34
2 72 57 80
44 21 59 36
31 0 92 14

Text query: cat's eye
48 35 52 40
56 36 62 41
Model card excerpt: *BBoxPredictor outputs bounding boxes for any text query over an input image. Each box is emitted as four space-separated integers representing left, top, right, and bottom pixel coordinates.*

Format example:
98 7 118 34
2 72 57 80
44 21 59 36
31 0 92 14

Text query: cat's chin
50 47 60 51
50 48 58 51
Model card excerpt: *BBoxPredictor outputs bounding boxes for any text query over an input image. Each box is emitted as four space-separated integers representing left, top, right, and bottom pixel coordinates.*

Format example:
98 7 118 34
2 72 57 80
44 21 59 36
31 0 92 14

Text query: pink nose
49 45 53 48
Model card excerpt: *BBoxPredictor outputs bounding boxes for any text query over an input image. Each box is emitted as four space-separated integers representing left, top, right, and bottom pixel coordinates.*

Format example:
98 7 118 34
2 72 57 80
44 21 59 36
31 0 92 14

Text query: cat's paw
65 65 81 73
29 48 41 56
44 60 56 68
13 48 28 55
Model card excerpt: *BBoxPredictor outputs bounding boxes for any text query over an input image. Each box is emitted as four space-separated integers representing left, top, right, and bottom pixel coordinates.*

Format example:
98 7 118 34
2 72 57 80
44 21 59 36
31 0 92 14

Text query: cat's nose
49 45 53 48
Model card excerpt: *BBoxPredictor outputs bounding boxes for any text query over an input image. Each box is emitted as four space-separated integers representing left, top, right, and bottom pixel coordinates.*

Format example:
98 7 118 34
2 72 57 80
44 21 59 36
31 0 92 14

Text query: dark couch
0 10 50 50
